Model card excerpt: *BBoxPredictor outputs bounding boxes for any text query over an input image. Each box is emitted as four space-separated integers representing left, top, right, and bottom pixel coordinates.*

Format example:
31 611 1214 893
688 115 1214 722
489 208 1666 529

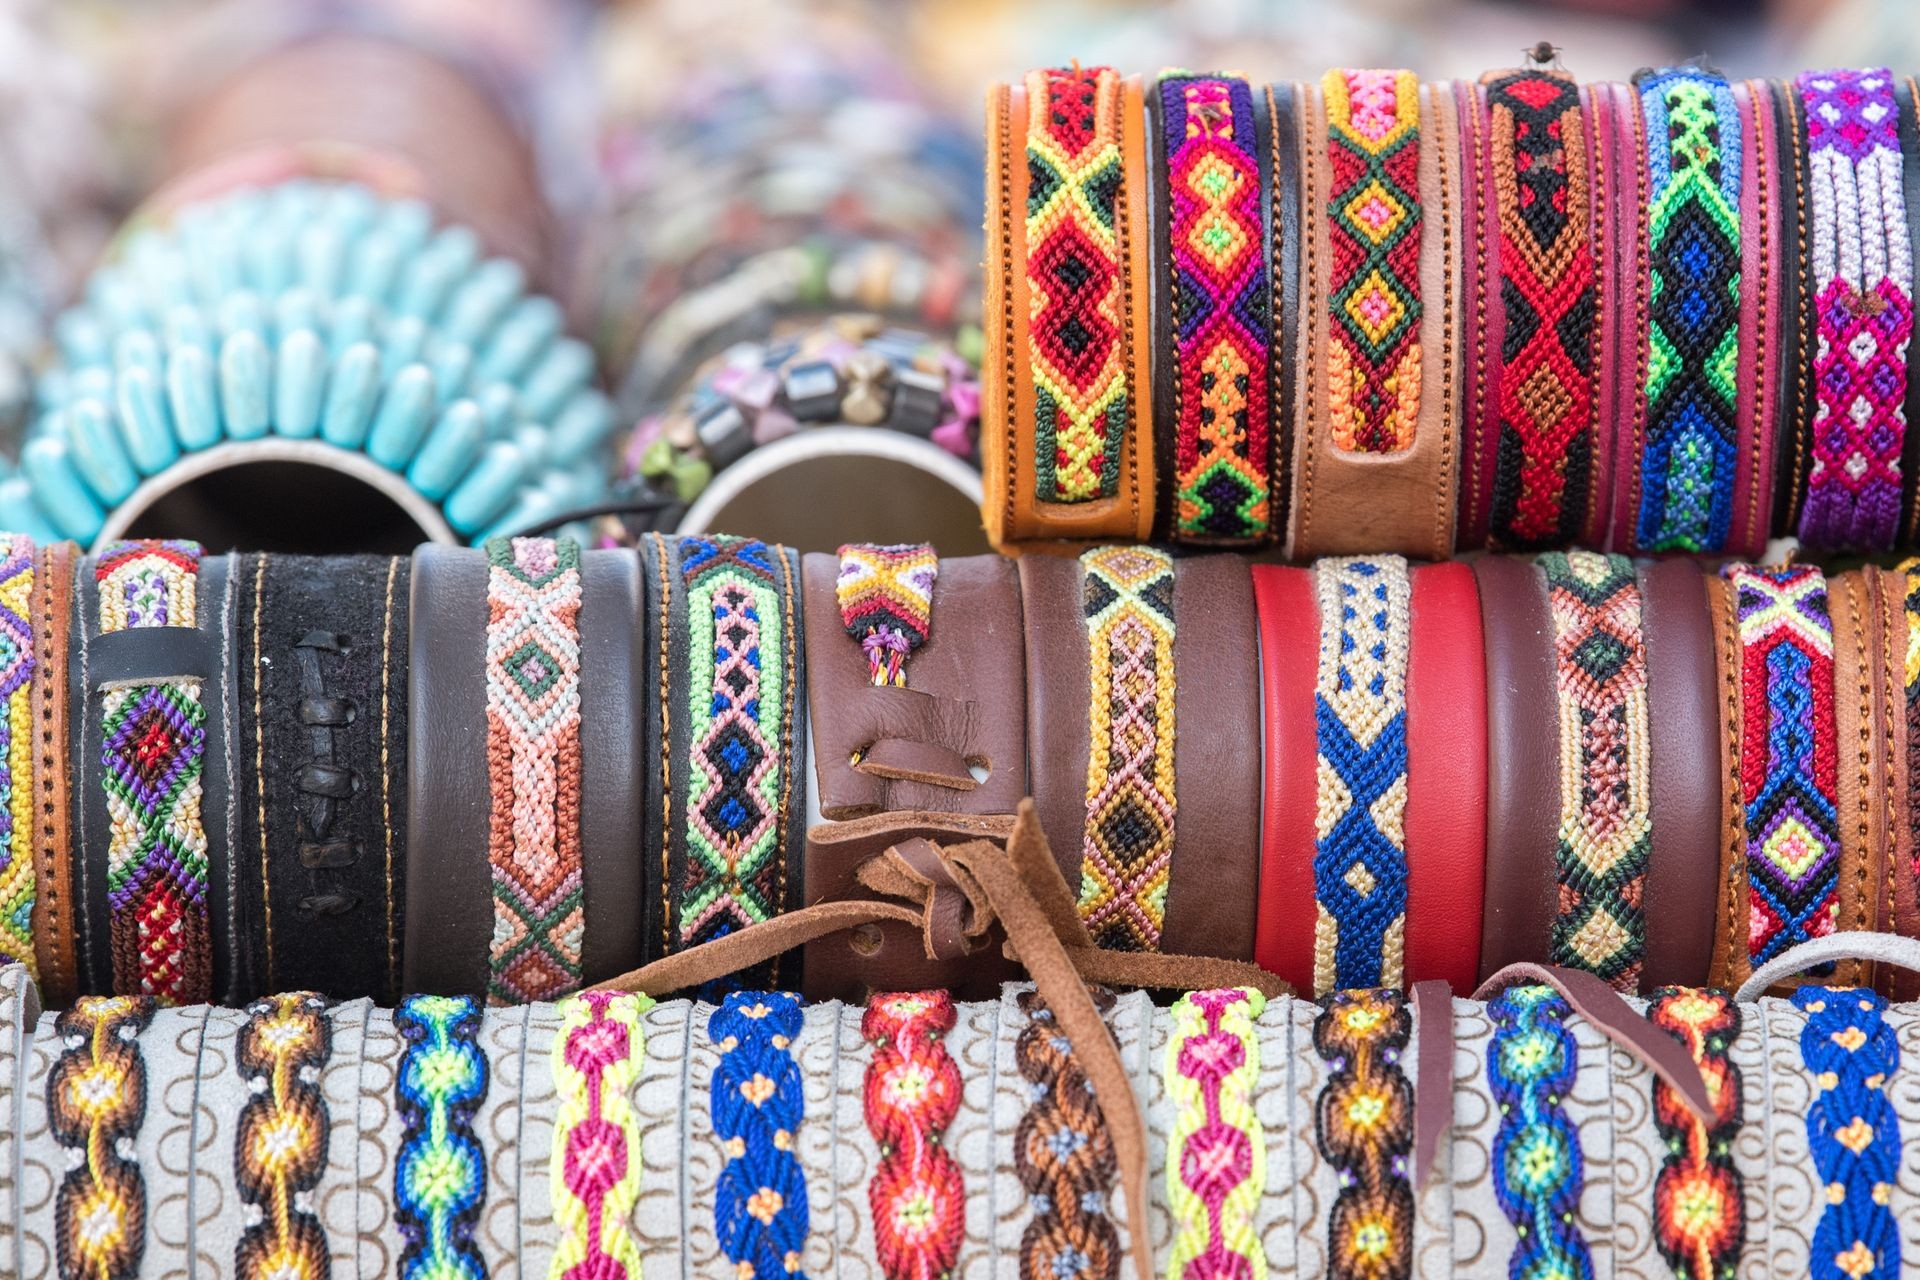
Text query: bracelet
835 542 936 687
1538 550 1651 992
1829 569 1892 990
1790 986 1901 1280
1165 988 1264 1280
551 990 650 1280
1487 984 1592 1280
50 994 157 1280
1253 565 1319 991
0 532 33 978
1794 69 1914 551
394 994 490 1279
1645 988 1745 1280
1776 76 1816 535
862 991 964 1280
1151 72 1273 544
30 538 77 1006
1898 559 1920 962
1013 986 1120 1280
710 991 810 1277
1898 76 1920 546
1733 77 1785 558
1312 989 1413 1277
234 992 334 1280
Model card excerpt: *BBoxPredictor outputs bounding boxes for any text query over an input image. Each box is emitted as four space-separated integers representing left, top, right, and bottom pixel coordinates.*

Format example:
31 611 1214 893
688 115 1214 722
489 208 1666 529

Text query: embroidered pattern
1647 988 1745 1280
1726 565 1840 965
1324 68 1422 454
862 991 964 1280
235 992 334 1280
1161 72 1271 540
96 538 208 1005
1540 552 1652 990
1488 984 1591 1280
836 543 937 687
710 991 810 1280
1792 986 1902 1280
1484 71 1600 548
1015 987 1120 1280
51 995 156 1280
551 990 651 1280
1635 66 1742 553
1027 66 1130 502
1166 987 1266 1280
484 535 585 1005
1076 546 1177 952
1313 989 1413 1280
0 533 32 975
1795 69 1914 551
1312 555 1411 995
395 994 488 1280
681 537 790 981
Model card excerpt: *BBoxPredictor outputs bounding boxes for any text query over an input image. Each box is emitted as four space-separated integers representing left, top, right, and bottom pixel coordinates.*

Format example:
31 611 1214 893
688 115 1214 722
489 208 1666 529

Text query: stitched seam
381 556 398 1004
1299 85 1322 549
1628 83 1651 545
1588 86 1612 542
1717 579 1747 986
1785 89 1814 519
1746 83 1771 547
774 546 798 989
653 532 673 958
253 551 272 987
32 546 63 999
995 84 1018 532
1847 580 1871 952
1436 84 1458 555
1468 81 1490 535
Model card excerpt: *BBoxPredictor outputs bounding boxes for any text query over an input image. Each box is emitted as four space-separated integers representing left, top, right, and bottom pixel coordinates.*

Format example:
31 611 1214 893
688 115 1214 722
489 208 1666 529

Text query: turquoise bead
519 339 593 422
22 438 104 541
56 311 108 367
320 344 382 449
219 330 272 440
65 400 137 503
348 229 403 305
408 399 486 501
476 384 518 438
0 478 58 544
274 289 322 340
296 225 346 300
512 423 550 469
429 342 473 403
164 305 212 353
475 487 559 543
167 345 221 451
441 259 523 347
444 440 525 534
329 297 377 355
114 329 163 378
367 364 437 468
273 330 327 437
117 366 180 475
476 297 560 385
548 393 614 465
220 290 267 339
381 317 428 377
396 226 480 320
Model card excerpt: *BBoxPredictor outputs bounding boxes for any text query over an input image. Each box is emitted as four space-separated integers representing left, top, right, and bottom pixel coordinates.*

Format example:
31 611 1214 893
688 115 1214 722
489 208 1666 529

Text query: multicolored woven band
1482 70 1600 549
551 989 651 1280
1795 69 1915 551
1323 68 1422 454
235 992 334 1280
1158 72 1272 541
484 535 584 1006
95 539 208 1005
1027 66 1131 502
1792 986 1902 1280
1015 986 1120 1280
1646 988 1745 1279
1165 987 1265 1280
1539 552 1652 991
1634 66 1743 553
1488 984 1591 1280
0 533 32 976
51 994 156 1280
836 543 937 687
1312 555 1411 995
1313 989 1413 1280
1076 546 1177 952
395 994 489 1280
862 991 964 1280
710 991 810 1280
1726 564 1839 966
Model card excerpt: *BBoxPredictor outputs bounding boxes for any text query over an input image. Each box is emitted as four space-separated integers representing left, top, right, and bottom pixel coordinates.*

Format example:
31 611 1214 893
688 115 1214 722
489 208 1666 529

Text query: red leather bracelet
1404 562 1487 990
1252 564 1319 990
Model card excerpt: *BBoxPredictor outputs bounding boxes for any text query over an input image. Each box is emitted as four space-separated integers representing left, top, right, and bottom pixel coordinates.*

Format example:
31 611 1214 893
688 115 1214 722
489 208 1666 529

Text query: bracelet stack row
983 61 1920 558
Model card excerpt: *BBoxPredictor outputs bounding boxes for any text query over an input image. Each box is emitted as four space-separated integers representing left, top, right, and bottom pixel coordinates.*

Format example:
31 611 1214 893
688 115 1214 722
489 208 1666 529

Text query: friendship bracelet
1645 988 1745 1279
1726 564 1840 969
1795 69 1914 551
1539 551 1652 992
483 535 585 1005
1311 555 1411 995
1154 72 1273 543
1165 987 1265 1280
50 994 156 1280
1487 984 1591 1280
1632 66 1743 553
551 990 651 1280
234 992 334 1280
95 539 208 1005
1791 986 1902 1280
710 991 810 1280
1076 545 1177 952
1014 986 1120 1280
394 994 489 1280
1312 989 1413 1279
0 532 31 977
835 543 936 687
861 991 964 1280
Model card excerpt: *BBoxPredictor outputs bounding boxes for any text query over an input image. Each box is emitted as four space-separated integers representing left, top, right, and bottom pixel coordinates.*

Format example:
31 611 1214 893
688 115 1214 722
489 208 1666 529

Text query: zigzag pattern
835 543 936 687
0 533 32 976
1312 555 1411 995
1727 565 1839 965
1647 988 1745 1280
1076 546 1177 951
1541 552 1652 991
484 535 584 1005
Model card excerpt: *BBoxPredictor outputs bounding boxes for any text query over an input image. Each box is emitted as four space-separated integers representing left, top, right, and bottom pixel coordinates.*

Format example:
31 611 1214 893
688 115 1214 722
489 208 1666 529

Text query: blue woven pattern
395 994 489 1280
1488 985 1593 1280
1793 987 1901 1280
710 991 810 1279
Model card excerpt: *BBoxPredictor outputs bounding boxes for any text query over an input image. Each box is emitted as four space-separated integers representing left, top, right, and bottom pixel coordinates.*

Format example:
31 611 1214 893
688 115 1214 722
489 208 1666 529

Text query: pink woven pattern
552 989 648 1280
1167 987 1263 1280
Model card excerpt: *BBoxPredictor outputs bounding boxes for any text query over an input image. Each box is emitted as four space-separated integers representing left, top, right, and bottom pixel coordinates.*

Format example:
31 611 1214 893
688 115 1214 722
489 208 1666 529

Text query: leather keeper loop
295 763 357 799
298 697 354 727
297 839 361 870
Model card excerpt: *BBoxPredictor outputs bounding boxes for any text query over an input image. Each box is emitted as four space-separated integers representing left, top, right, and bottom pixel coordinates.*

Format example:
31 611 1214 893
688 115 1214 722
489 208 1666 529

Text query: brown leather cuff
29 540 76 1007
1830 569 1890 991
802 552 1028 818
1704 571 1751 989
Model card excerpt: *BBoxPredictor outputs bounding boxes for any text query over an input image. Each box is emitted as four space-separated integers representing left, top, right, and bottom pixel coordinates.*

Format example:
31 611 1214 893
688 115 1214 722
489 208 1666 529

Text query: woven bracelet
1165 988 1265 1280
234 992 335 1278
1013 986 1120 1280
1791 986 1901 1280
710 991 810 1278
835 542 936 687
0 532 32 978
1312 989 1414 1276
394 994 489 1280
862 991 965 1280
551 990 650 1280
1487 984 1593 1280
1645 987 1746 1279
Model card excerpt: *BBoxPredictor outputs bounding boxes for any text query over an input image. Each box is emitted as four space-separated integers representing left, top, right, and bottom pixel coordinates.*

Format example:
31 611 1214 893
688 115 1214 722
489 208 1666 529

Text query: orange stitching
1466 79 1490 537
380 555 399 1002
772 545 797 988
1432 82 1459 557
1783 88 1813 523
1627 83 1653 548
1297 83 1323 552
651 531 673 956
252 551 273 987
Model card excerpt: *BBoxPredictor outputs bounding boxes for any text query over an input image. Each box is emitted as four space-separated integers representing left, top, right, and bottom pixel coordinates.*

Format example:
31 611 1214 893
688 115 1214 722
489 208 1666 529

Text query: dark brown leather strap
30 540 75 1007
1472 555 1557 979
1267 82 1302 540
1639 558 1721 987
1703 572 1751 988
1018 553 1093 893
578 549 647 985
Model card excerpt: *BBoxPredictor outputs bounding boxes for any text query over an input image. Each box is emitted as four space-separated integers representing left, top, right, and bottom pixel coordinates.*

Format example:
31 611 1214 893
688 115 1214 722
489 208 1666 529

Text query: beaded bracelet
0 532 32 977
50 994 157 1280
1791 986 1902 1280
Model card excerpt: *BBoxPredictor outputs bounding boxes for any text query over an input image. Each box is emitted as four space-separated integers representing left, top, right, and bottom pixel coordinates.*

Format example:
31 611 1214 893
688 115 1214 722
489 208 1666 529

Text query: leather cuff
1773 77 1815 537
1704 571 1750 988
1731 77 1783 556
1252 564 1318 991
1830 569 1888 990
28 540 76 1006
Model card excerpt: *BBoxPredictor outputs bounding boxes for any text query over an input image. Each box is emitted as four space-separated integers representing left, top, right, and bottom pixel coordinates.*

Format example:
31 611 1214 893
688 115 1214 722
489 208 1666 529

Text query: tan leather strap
29 540 75 1006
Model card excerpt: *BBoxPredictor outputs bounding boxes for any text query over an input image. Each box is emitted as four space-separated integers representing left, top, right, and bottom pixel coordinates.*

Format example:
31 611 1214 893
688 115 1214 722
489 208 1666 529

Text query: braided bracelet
551 990 650 1280
0 532 32 977
234 992 334 1279
484 535 585 1005
836 543 936 687
1645 988 1745 1279
862 991 964 1280
1794 69 1914 551
710 991 810 1278
1487 984 1591 1280
50 994 156 1280
394 994 489 1280
1165 988 1265 1280
1312 989 1413 1278
1792 986 1901 1280
1013 986 1120 1280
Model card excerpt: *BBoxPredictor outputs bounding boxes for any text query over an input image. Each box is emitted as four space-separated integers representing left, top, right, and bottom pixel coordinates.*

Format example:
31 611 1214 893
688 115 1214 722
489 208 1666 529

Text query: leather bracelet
1830 568 1887 991
1898 77 1920 547
1267 82 1303 542
1251 564 1318 991
0 534 32 979
1862 565 1908 996
1288 72 1460 559
29 538 76 1006
1638 558 1722 988
1579 80 1626 551
982 70 1155 546
576 547 648 991
1733 77 1785 557
640 532 684 967
1892 559 1920 995
1472 554 1557 980
1599 76 1654 553
1703 571 1750 988
234 553 408 1004
1774 77 1817 535
804 550 1027 819
1148 73 1273 544
1404 560 1485 991
1456 74 1493 548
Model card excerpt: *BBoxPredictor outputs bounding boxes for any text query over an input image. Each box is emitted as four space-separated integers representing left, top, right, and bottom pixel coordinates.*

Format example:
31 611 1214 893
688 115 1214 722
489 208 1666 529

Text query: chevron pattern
835 542 936 687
